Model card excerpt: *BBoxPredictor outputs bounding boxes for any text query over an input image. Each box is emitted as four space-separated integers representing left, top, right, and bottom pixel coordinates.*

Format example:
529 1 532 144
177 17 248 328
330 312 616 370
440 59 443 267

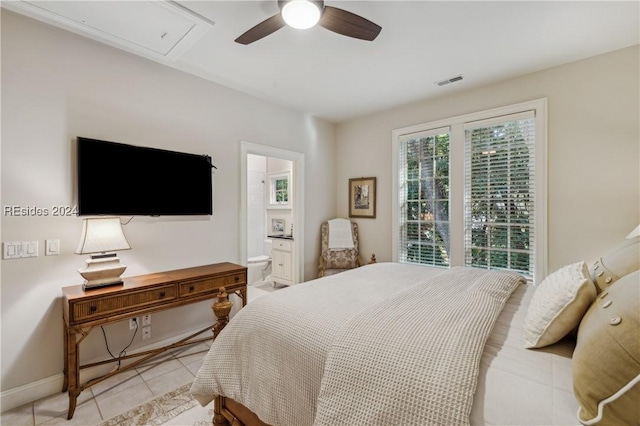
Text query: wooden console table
62 262 247 419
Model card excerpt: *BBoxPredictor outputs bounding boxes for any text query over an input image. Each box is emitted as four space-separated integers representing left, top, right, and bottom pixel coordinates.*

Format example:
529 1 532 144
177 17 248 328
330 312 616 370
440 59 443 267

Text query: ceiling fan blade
319 6 381 41
235 13 286 45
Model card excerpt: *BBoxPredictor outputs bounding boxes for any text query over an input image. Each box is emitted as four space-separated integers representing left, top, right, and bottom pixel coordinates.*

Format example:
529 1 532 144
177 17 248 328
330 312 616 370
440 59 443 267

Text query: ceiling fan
235 0 382 45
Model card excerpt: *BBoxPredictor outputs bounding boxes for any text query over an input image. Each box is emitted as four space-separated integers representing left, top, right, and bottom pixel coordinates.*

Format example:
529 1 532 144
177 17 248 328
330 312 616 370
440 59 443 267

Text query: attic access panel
4 1 213 61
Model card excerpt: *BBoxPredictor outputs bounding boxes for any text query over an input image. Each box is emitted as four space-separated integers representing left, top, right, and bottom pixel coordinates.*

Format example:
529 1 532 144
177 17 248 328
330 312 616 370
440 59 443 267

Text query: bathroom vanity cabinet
270 236 294 286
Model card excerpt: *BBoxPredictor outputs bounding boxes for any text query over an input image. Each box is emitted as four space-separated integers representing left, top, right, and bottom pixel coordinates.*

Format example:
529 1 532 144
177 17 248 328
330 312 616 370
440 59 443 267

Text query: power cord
101 318 139 370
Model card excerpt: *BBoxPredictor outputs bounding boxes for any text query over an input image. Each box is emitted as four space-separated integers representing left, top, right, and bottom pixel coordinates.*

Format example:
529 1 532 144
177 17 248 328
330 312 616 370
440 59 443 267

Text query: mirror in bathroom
267 171 291 209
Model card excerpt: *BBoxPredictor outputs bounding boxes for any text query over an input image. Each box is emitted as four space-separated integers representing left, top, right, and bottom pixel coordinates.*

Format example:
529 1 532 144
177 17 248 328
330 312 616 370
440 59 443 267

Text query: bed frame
211 287 271 426
214 396 269 426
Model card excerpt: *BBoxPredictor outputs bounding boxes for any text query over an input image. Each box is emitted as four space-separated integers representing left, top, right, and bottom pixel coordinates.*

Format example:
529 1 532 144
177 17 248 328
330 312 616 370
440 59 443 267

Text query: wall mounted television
77 137 213 216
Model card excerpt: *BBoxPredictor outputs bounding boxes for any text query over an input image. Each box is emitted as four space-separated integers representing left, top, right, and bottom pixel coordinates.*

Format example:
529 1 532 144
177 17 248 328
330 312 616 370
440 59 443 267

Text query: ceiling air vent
436 75 464 87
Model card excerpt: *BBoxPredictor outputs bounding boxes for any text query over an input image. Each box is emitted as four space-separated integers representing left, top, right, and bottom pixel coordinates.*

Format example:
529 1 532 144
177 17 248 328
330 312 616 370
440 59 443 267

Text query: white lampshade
76 217 131 254
626 224 640 239
282 0 321 30
76 217 131 290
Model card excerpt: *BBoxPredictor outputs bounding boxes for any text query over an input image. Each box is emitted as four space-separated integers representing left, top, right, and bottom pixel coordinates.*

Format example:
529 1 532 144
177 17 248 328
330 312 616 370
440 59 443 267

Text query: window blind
464 111 536 278
398 127 451 266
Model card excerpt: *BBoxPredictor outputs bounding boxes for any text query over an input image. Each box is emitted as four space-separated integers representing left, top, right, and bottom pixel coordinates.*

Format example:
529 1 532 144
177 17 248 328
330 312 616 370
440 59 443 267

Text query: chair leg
318 256 325 278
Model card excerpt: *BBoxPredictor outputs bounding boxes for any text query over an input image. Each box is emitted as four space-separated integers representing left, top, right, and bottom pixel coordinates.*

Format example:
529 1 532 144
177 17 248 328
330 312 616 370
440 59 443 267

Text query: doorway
240 141 305 285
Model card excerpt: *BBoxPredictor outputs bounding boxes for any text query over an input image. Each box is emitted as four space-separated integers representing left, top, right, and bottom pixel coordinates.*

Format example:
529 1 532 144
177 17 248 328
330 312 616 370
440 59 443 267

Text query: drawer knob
189 285 195 291
234 276 240 282
89 306 97 313
159 292 166 298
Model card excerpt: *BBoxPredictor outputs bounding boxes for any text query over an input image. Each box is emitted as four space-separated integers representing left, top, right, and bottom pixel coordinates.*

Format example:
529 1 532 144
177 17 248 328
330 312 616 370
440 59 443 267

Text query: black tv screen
77 137 213 216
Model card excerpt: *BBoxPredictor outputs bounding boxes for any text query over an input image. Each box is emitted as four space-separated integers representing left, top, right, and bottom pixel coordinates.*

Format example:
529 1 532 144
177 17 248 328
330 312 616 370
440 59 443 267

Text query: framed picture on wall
349 177 376 218
272 218 286 233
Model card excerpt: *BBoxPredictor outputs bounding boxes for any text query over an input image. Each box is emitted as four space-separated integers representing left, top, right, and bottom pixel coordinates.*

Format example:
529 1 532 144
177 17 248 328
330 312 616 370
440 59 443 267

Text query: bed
190 260 639 426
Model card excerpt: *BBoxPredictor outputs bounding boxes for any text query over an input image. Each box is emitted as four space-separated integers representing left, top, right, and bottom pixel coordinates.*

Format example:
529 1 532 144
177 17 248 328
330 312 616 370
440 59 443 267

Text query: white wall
336 46 639 273
247 154 267 258
0 10 336 394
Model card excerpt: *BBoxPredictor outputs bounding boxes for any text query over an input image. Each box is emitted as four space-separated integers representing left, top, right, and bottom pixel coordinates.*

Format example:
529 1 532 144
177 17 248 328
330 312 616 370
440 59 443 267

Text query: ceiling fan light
282 0 321 30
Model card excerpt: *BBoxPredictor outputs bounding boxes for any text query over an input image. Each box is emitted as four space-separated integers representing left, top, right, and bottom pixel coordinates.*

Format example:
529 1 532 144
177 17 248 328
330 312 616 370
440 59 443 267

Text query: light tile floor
1 284 278 426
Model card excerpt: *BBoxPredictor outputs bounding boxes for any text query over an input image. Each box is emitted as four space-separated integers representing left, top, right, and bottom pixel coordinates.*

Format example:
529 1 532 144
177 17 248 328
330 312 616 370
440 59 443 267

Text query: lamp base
82 280 124 291
79 253 127 291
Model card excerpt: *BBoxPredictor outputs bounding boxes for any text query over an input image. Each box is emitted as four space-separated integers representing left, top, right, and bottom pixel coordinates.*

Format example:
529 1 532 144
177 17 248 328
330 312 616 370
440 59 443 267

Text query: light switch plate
46 239 60 256
3 241 38 259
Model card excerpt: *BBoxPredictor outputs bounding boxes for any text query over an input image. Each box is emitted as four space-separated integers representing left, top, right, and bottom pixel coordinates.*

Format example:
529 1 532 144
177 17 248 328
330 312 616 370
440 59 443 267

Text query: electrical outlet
129 317 138 330
142 326 151 340
141 314 151 327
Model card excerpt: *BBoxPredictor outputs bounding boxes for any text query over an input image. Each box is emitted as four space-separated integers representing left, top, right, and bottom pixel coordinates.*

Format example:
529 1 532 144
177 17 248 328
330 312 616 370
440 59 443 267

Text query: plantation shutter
398 126 451 266
464 111 536 278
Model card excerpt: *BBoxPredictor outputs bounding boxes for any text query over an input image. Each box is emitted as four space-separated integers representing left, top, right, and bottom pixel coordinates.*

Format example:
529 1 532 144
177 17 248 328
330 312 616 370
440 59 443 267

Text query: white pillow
524 261 597 348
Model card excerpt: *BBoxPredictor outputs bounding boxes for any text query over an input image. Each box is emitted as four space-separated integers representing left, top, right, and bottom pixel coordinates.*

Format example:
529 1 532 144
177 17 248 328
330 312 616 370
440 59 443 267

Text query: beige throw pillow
589 235 640 293
573 270 640 425
523 261 596 348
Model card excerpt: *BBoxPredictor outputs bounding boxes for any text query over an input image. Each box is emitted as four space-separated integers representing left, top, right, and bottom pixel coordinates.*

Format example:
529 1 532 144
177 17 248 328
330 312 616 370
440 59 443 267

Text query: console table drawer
179 273 245 297
72 285 177 322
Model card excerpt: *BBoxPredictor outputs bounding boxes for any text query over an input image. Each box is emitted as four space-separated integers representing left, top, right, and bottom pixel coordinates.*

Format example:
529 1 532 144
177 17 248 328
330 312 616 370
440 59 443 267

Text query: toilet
247 239 272 285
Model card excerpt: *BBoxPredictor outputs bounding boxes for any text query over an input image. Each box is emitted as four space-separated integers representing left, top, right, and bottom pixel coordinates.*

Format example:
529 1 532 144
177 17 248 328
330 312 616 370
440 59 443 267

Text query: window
465 112 536 277
267 172 291 208
397 128 451 266
393 100 547 282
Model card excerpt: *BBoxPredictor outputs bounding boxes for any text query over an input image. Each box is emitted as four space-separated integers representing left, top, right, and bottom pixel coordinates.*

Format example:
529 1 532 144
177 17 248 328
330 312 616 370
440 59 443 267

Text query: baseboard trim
0 328 212 413
0 373 64 413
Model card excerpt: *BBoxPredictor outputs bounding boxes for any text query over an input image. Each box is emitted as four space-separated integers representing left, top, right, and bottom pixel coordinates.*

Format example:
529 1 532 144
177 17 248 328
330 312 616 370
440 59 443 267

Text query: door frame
240 141 305 285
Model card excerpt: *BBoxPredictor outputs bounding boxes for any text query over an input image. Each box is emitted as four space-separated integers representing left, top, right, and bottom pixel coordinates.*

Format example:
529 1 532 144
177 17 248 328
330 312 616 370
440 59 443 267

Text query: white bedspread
191 263 524 425
192 263 444 424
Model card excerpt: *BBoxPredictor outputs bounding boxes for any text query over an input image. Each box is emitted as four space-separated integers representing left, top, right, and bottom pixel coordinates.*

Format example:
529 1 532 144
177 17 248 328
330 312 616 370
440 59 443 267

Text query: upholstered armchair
318 219 362 277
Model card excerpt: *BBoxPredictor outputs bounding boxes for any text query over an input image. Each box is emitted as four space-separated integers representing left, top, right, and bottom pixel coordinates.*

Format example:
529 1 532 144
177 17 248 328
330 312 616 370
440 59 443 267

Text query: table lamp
75 217 131 290
626 224 640 239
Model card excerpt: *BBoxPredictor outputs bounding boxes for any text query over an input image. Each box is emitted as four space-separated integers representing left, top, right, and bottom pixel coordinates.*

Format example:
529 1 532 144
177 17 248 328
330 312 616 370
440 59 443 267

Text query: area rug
97 382 211 426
